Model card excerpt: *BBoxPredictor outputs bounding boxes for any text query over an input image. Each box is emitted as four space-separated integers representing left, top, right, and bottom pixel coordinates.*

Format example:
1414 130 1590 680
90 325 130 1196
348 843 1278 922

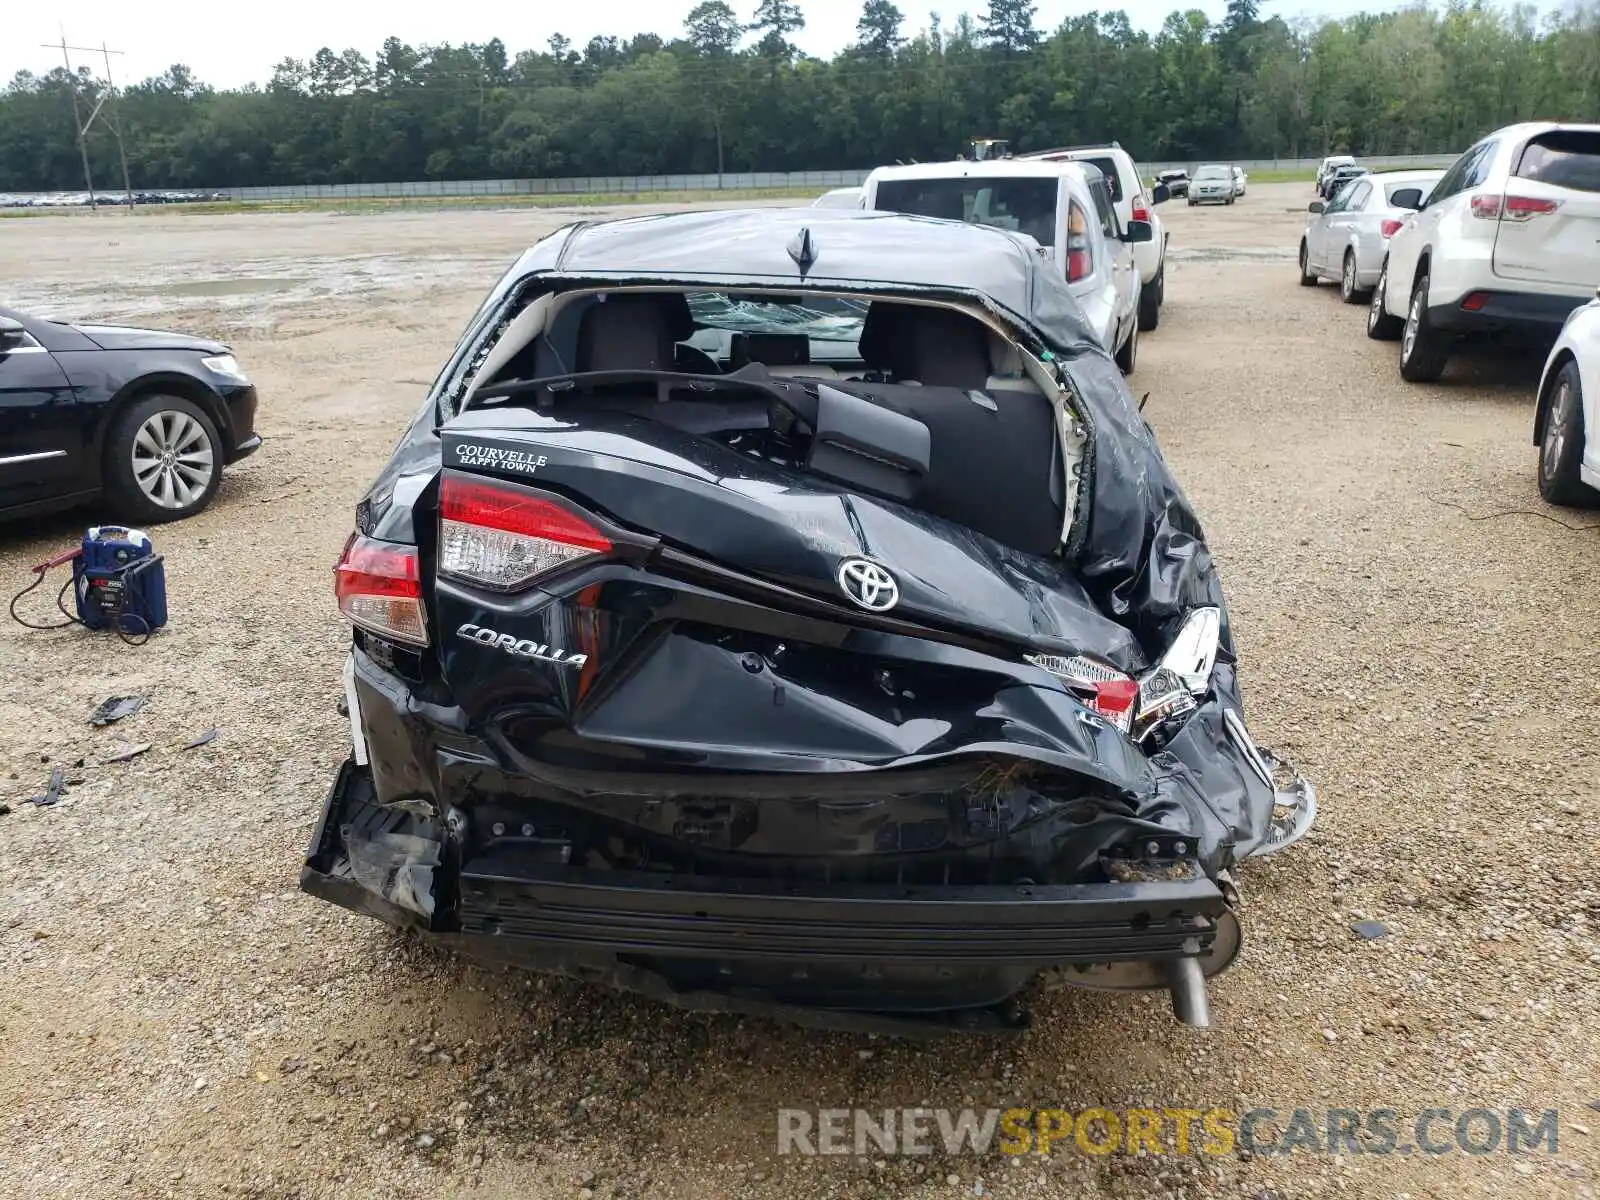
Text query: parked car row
1302 122 1600 509
0 190 227 209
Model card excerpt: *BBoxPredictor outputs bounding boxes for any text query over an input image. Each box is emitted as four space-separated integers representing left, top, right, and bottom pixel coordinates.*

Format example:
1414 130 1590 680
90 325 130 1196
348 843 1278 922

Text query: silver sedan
1297 169 1445 302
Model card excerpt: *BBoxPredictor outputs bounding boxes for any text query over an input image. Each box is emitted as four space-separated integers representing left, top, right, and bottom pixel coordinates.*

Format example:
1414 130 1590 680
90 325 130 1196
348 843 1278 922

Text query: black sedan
0 306 260 523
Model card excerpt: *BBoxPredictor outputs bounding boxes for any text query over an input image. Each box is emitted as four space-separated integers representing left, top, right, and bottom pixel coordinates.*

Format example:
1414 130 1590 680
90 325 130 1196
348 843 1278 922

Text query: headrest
858 301 992 389
575 293 696 373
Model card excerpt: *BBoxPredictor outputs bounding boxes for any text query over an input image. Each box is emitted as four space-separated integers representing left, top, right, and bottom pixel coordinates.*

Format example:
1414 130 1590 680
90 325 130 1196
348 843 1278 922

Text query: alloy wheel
1402 293 1421 363
131 410 215 510
1543 379 1573 481
1369 269 1386 331
1342 255 1356 299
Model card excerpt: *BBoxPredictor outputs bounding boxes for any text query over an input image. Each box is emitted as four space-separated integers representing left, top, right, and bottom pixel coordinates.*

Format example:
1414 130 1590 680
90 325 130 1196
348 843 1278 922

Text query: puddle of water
160 276 310 297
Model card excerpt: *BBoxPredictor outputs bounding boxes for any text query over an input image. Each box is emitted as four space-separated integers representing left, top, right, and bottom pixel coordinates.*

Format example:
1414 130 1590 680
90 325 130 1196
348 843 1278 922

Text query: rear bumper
301 757 1237 1033
1428 289 1587 337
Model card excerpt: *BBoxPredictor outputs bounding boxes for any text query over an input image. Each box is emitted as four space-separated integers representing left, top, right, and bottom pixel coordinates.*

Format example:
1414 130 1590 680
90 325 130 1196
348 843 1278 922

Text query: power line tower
43 29 136 212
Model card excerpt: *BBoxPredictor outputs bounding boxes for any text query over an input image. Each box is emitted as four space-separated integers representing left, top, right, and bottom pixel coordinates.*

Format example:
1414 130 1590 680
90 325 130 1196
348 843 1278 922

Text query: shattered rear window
686 293 868 342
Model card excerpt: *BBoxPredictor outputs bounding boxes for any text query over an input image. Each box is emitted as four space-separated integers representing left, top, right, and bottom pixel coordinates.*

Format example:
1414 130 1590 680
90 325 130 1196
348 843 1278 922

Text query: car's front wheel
1538 360 1600 507
104 393 224 523
1367 262 1403 340
1399 271 1450 382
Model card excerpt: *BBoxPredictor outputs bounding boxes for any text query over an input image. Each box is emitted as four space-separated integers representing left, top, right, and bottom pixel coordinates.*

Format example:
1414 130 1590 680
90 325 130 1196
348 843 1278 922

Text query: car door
0 320 83 510
1324 180 1372 272
1087 177 1138 343
1390 142 1489 305
1063 193 1117 353
1307 186 1346 269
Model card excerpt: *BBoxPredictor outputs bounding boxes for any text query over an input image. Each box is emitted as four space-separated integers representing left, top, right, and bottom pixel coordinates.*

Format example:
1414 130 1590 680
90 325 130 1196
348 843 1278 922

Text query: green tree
856 0 907 56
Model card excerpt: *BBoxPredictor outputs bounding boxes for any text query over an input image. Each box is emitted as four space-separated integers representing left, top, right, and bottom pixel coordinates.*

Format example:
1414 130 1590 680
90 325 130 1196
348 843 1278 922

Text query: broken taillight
1027 608 1223 743
1026 652 1140 732
439 473 612 592
335 534 428 646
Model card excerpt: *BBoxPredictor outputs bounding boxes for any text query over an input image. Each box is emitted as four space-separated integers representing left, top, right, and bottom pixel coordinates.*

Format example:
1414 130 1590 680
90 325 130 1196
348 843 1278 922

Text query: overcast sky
8 0 1426 90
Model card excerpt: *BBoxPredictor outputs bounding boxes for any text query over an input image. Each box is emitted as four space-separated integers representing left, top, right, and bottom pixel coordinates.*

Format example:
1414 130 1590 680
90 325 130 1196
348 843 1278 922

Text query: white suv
1018 142 1171 332
1369 122 1600 382
862 159 1147 373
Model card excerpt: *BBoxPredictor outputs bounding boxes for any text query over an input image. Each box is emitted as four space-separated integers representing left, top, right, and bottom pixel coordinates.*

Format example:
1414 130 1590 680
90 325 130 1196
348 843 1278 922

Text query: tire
1339 250 1365 304
1367 261 1403 340
103 393 224 523
1399 270 1450 383
1538 360 1600 507
1114 318 1138 375
1298 241 1319 287
1187 198 1196 207
1138 266 1162 331
1226 196 1235 205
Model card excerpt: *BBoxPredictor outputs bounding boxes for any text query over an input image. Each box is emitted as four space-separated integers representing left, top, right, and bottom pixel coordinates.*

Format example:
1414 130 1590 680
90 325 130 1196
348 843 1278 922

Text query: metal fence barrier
5 154 1463 207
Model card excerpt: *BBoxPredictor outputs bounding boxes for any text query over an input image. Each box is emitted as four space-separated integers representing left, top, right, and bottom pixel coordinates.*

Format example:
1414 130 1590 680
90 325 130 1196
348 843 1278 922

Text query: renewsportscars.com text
776 1107 1562 1158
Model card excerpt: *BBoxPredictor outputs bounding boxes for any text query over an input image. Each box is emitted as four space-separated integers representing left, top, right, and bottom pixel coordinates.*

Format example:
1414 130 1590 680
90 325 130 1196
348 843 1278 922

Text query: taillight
335 534 428 646
1503 194 1560 222
1379 218 1403 239
1131 200 1151 223
1067 249 1091 282
1471 193 1561 221
1026 652 1139 732
439 474 612 592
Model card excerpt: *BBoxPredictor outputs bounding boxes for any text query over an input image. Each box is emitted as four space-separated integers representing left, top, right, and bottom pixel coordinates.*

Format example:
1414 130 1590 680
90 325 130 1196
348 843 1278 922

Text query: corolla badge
456 623 588 668
837 558 900 612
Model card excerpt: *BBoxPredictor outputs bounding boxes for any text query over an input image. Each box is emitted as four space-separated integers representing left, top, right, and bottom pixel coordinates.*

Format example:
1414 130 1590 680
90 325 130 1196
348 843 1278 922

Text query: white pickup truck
862 158 1155 373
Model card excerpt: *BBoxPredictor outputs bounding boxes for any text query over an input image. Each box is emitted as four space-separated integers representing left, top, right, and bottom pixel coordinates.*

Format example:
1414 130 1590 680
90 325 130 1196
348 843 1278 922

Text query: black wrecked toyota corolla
303 208 1315 1034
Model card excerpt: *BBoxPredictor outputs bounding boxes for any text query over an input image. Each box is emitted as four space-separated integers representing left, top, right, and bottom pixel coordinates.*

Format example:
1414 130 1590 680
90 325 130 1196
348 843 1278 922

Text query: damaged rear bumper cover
302 759 1243 1035
302 650 1312 1033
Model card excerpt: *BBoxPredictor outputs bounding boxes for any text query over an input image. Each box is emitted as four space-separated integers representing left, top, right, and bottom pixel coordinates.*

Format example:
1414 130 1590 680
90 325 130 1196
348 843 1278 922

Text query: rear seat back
858 301 993 390
575 293 695 373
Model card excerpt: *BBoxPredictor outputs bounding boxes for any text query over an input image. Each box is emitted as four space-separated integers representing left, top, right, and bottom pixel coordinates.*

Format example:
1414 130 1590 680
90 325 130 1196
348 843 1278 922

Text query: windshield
1194 166 1229 180
872 176 1057 246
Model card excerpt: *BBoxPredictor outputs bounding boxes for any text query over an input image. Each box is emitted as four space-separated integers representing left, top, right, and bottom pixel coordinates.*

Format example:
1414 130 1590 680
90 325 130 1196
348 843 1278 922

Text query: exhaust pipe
1167 956 1212 1029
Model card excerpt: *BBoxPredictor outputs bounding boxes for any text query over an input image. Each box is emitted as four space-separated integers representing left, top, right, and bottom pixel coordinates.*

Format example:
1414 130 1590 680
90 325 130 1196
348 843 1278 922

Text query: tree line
3 0 1598 191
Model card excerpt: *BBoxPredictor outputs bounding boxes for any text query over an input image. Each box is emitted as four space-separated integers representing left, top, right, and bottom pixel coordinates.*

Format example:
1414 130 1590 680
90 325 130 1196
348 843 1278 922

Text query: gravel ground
2 185 1598 1200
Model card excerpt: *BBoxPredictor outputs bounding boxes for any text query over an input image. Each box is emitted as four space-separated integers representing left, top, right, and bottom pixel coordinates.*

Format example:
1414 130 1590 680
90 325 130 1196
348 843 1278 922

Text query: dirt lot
2 184 1598 1200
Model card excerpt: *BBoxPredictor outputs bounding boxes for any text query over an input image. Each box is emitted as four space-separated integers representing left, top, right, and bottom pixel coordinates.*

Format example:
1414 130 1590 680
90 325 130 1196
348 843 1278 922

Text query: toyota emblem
837 558 900 612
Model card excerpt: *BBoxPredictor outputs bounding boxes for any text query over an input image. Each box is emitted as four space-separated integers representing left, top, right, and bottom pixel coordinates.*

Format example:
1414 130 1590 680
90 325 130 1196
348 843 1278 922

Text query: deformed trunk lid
438 408 1145 667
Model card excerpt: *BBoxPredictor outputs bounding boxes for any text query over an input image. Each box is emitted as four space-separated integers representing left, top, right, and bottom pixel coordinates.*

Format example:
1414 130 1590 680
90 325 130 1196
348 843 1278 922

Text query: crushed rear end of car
301 211 1315 1034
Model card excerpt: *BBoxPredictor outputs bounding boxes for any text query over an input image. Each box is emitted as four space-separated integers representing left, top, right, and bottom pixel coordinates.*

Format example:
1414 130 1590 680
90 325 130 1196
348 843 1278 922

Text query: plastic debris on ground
88 695 145 726
31 765 67 806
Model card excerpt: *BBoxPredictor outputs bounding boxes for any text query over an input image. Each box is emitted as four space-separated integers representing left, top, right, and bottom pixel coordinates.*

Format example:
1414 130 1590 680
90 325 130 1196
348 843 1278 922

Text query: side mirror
1308 201 1325 214
1389 188 1422 211
0 315 26 351
1150 183 1171 205
1122 219 1154 244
